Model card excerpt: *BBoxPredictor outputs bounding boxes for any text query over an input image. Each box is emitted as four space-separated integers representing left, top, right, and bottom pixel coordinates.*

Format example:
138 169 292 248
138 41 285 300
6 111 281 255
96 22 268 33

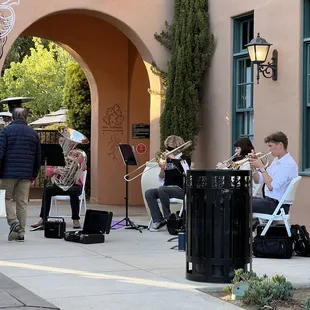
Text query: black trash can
186 169 252 283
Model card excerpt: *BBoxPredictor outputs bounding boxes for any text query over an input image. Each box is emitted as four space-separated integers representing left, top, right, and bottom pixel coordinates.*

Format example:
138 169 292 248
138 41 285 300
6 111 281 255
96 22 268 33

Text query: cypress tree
63 62 91 197
156 0 214 152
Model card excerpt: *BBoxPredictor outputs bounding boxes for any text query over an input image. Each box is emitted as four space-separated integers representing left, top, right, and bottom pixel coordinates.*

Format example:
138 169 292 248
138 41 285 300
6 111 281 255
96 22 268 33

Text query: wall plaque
132 123 150 139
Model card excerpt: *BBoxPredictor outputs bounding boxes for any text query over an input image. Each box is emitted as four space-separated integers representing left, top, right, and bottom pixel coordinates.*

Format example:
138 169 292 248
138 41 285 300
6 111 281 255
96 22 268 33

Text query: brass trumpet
231 152 272 170
216 152 238 169
124 140 192 182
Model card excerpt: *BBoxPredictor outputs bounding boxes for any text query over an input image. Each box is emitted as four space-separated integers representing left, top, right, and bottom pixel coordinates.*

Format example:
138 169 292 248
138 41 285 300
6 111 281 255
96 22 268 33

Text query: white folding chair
253 182 264 197
253 176 302 237
148 197 184 229
49 170 87 218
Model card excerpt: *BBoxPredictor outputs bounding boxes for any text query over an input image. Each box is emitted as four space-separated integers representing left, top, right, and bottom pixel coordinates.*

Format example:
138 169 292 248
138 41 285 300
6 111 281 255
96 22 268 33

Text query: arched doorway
1 5 165 206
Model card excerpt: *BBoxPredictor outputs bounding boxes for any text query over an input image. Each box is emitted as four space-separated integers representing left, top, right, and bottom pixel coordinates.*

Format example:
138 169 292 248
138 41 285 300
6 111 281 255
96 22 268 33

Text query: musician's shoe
8 221 21 241
149 220 167 232
15 235 24 242
73 220 81 229
31 219 43 228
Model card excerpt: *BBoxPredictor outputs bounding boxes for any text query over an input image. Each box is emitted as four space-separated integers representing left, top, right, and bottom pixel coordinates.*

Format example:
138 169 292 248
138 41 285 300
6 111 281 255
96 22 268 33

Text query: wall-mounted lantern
245 33 278 84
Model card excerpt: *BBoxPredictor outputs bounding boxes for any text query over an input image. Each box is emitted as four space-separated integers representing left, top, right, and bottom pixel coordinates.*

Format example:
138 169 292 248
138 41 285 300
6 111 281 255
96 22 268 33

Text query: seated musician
145 135 191 232
249 131 298 220
216 137 255 170
31 138 86 230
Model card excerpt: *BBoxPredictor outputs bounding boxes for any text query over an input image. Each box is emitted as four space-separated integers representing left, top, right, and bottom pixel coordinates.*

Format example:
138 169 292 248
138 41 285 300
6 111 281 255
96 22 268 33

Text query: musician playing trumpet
145 135 191 232
216 137 255 170
249 132 298 226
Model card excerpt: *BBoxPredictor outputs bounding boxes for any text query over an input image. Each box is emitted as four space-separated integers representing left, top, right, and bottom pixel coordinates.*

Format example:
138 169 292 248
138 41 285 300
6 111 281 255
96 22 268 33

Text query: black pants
252 196 290 215
40 184 82 220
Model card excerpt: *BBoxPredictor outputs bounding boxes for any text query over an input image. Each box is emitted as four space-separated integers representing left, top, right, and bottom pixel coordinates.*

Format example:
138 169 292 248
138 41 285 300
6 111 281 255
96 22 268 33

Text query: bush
242 274 293 307
224 268 259 294
224 269 293 307
305 296 310 310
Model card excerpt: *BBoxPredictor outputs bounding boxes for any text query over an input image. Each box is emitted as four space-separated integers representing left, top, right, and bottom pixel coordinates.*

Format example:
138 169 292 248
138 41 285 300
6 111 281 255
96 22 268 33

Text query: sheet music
180 160 190 173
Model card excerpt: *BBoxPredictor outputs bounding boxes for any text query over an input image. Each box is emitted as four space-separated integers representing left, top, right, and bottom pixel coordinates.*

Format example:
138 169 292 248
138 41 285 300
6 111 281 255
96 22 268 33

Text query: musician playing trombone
145 135 191 232
249 132 298 228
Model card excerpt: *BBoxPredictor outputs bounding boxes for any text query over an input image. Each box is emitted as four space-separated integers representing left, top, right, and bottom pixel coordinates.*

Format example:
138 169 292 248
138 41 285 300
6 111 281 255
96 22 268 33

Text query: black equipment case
44 217 66 239
253 224 293 259
64 209 113 244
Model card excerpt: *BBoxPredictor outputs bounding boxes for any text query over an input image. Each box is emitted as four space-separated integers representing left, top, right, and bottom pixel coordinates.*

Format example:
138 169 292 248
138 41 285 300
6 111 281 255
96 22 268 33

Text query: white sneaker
149 220 167 232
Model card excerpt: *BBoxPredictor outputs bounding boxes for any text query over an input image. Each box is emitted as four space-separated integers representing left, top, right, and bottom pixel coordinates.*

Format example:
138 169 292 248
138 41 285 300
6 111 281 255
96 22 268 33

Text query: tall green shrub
156 0 214 151
62 62 91 196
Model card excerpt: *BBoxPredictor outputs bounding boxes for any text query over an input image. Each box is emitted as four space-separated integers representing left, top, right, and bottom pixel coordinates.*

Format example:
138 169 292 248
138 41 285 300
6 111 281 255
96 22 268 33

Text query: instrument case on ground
64 209 113 244
253 224 293 259
44 217 66 239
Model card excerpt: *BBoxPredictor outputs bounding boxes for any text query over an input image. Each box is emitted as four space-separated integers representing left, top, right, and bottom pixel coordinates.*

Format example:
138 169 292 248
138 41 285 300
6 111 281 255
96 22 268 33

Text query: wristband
259 168 266 173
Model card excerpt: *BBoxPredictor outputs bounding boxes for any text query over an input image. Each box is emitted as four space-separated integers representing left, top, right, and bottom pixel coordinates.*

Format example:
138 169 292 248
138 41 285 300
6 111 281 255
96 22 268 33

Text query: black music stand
30 144 65 231
111 144 143 233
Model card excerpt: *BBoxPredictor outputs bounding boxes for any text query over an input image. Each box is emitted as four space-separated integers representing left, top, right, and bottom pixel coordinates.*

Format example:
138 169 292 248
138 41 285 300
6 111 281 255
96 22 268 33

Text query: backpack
290 224 310 257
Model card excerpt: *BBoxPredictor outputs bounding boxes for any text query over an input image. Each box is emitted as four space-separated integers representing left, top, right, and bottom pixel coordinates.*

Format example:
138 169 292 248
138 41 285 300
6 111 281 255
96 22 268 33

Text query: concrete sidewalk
0 202 309 310
0 272 59 309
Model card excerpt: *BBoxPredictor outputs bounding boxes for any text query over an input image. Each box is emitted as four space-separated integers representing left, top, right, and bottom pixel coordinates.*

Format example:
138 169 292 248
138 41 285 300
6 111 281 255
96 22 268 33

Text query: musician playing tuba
31 129 88 231
145 135 191 232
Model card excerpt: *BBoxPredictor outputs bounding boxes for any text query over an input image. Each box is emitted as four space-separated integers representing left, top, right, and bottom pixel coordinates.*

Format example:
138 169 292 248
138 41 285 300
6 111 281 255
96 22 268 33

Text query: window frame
301 0 310 174
231 13 254 151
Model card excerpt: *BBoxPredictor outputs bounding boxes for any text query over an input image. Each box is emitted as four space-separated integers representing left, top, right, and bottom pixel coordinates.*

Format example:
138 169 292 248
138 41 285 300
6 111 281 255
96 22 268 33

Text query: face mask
167 146 175 152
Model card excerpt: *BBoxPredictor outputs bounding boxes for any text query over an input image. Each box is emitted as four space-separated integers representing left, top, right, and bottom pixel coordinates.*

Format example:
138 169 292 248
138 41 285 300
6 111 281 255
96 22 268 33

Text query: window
302 0 310 171
232 14 254 145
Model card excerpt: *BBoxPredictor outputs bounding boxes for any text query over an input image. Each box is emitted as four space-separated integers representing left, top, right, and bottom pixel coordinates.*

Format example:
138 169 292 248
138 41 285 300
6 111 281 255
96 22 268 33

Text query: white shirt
257 153 298 202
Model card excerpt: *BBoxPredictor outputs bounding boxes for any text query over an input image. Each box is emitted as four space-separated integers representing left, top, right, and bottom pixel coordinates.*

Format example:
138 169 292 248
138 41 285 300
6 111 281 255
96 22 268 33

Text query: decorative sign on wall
136 143 147 155
0 0 20 59
102 104 125 161
132 123 150 139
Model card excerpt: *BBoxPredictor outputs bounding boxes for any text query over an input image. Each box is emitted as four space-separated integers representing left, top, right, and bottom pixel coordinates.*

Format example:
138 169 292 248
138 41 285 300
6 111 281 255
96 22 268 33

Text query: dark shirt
163 155 191 189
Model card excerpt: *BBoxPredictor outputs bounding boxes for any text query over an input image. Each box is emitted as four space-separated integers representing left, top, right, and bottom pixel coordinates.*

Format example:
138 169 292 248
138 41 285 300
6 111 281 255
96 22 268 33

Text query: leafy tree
0 38 73 117
155 0 215 151
2 37 35 73
2 36 50 73
62 62 91 196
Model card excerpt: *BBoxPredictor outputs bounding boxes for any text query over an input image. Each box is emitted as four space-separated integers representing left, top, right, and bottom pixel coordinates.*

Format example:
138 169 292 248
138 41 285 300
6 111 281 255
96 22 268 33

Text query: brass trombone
124 140 192 182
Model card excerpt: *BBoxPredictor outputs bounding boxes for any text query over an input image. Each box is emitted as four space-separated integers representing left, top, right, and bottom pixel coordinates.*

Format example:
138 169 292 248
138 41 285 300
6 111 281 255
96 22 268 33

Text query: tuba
54 126 89 191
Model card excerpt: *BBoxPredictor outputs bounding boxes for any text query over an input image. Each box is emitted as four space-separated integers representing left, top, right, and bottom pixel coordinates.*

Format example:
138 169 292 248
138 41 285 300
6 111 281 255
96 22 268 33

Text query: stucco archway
0 3 168 206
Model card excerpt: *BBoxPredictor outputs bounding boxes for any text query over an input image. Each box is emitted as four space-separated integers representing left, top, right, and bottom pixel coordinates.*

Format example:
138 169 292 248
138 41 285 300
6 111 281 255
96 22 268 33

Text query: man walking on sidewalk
0 108 41 241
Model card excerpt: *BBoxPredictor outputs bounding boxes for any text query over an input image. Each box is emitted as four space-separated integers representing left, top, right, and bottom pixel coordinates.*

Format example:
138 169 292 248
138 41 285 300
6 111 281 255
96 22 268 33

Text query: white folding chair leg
79 199 82 216
179 203 184 217
83 197 87 215
281 209 292 237
260 218 274 236
49 199 53 217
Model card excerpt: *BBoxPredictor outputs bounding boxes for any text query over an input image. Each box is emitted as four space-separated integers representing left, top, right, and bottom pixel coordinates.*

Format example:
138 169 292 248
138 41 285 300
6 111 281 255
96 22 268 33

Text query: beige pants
1 179 31 236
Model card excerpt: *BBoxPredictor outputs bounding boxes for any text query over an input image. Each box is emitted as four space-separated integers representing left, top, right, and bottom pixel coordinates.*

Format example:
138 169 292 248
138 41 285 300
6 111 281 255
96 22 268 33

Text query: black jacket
0 120 41 180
